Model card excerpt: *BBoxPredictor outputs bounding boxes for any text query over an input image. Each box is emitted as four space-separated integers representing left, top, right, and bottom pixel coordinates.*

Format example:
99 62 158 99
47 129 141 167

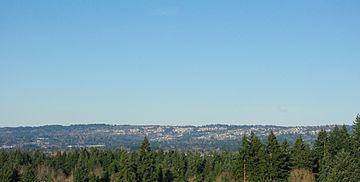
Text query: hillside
0 124 348 152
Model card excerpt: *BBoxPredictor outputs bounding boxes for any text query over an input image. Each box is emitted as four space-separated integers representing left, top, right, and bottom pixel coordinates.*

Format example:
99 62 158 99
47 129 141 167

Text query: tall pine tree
265 131 284 181
290 136 312 170
326 149 360 182
352 114 360 158
311 129 328 179
137 137 157 182
247 132 266 181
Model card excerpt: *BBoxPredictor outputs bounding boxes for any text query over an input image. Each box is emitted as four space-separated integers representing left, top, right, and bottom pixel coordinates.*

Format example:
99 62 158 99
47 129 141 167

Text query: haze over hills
0 124 349 152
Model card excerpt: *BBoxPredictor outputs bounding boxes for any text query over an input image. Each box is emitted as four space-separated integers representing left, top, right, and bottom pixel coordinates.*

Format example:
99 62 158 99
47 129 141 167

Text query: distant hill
0 124 350 152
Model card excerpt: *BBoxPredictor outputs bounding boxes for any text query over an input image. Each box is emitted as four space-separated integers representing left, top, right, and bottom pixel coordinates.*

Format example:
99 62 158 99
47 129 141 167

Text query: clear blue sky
1 0 359 127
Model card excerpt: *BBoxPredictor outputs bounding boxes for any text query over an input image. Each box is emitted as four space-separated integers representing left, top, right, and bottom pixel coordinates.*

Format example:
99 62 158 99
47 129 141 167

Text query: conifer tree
311 129 328 179
156 166 164 182
247 132 266 181
290 136 312 169
326 149 360 182
279 140 291 180
329 125 351 156
238 134 249 181
73 162 90 182
353 114 360 143
73 148 91 182
0 166 14 182
352 114 360 157
266 131 283 181
137 137 157 182
126 153 138 182
21 168 38 182
318 144 332 182
164 169 174 182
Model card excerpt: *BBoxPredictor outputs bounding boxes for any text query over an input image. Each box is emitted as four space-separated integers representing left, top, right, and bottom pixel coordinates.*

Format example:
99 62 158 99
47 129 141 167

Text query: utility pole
243 159 246 182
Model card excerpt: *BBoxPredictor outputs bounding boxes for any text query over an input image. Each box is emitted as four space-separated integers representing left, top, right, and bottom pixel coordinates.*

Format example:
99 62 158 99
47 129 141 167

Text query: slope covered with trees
1 115 360 182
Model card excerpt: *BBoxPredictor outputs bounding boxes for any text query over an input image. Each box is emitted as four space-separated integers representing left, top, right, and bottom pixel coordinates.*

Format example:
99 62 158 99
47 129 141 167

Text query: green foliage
329 125 351 156
236 134 249 181
290 136 312 169
325 149 360 182
21 167 38 182
311 129 328 179
318 145 332 182
0 166 16 182
353 114 360 143
156 166 164 182
73 162 89 182
137 137 157 182
352 114 360 158
164 169 174 182
266 131 288 181
1 115 360 182
247 132 267 181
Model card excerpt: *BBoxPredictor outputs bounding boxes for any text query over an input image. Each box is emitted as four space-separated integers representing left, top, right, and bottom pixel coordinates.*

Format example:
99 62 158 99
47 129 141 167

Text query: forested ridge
1 124 337 152
1 115 360 182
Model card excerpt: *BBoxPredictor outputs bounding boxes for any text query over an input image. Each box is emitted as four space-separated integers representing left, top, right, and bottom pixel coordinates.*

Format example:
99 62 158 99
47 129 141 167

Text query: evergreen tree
116 152 138 182
237 134 249 181
21 168 38 182
137 137 157 182
72 149 93 182
265 131 284 181
0 166 14 182
311 129 328 179
326 149 360 182
73 162 90 182
352 114 360 158
173 152 187 181
164 169 174 182
318 144 332 182
328 125 351 156
100 171 110 182
279 139 291 180
196 158 206 181
290 136 312 169
247 132 266 181
156 166 164 182
204 155 216 181
186 152 202 179
353 114 360 143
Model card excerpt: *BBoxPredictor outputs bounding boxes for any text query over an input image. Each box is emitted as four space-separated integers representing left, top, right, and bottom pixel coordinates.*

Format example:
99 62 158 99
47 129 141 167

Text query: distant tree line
1 115 360 182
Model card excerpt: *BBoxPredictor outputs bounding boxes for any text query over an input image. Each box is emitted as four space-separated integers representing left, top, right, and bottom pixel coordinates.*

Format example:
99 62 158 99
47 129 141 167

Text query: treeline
1 115 360 182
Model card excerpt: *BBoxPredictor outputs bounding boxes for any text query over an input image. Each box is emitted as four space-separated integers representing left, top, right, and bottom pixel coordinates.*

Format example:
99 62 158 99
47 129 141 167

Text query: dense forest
1 115 360 182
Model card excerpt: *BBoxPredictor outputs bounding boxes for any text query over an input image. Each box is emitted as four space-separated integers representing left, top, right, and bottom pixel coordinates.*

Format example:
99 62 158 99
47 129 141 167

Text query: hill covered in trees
0 124 345 152
1 115 360 181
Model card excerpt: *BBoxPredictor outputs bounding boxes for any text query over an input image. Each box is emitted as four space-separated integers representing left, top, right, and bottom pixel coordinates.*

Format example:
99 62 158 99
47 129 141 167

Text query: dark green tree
73 163 89 182
247 132 266 181
326 149 360 182
237 134 249 181
353 114 360 143
328 125 351 156
21 167 38 182
318 144 332 182
156 166 164 182
311 129 328 179
290 136 312 169
117 152 138 182
265 131 285 181
352 114 360 158
137 137 157 182
0 167 21 182
164 169 174 182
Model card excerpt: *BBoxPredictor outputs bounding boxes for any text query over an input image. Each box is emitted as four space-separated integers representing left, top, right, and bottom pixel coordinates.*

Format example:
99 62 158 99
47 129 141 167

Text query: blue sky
0 0 359 126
